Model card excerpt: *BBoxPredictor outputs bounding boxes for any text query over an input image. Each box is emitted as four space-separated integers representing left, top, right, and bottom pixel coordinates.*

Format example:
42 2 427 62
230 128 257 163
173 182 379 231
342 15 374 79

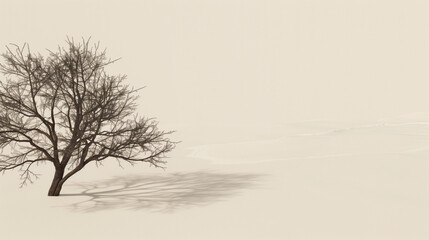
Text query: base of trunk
48 182 64 196
48 170 65 196
48 184 63 196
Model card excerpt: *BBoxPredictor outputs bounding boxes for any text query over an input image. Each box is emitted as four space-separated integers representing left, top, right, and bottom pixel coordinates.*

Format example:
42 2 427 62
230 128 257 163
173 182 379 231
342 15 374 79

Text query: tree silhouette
0 38 176 196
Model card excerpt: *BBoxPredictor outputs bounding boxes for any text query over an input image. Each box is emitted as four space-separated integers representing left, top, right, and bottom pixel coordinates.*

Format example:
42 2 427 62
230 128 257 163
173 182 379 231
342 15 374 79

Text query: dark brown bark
48 168 64 196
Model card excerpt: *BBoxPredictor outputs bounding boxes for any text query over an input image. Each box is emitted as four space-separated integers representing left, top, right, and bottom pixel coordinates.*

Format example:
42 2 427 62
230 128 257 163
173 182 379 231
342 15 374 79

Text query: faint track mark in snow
187 121 429 165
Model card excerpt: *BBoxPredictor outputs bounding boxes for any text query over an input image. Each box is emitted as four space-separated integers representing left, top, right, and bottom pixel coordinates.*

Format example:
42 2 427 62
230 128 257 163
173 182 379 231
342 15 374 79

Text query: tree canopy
0 38 176 196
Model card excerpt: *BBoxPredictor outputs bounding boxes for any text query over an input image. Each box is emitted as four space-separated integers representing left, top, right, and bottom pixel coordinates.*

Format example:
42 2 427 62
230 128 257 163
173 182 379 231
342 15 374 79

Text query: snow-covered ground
1 114 428 240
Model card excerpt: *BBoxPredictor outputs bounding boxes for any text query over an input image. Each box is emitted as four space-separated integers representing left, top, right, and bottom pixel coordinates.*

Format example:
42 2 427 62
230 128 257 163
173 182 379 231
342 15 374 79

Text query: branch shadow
60 171 264 213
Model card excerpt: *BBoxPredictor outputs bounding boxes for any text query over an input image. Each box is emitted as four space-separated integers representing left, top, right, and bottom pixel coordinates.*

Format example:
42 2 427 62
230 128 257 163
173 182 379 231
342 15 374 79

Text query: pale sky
1 0 428 126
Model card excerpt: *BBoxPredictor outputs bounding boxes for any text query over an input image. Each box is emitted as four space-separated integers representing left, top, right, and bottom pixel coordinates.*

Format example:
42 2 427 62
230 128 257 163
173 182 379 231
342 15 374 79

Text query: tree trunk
48 168 64 196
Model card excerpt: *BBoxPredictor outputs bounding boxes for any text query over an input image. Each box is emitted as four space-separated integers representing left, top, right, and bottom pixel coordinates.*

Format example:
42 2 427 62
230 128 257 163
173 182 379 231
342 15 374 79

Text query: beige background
1 0 428 125
0 0 428 240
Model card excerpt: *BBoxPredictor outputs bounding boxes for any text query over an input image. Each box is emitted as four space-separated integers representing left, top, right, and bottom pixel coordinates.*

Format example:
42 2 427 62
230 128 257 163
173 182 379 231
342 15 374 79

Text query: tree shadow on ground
61 171 264 213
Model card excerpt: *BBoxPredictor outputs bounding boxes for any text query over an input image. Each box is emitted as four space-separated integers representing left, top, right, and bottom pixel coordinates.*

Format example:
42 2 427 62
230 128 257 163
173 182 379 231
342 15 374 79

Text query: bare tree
0 38 176 196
